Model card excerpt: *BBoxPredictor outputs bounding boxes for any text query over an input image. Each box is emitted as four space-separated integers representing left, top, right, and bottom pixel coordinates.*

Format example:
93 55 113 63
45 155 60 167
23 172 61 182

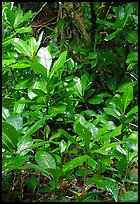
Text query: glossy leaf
50 51 67 77
58 129 82 150
24 115 48 138
75 122 91 149
116 81 138 92
2 107 10 120
12 38 32 58
59 140 67 153
35 151 56 169
100 125 122 142
17 135 33 156
113 94 124 114
6 113 23 130
126 52 138 64
126 106 138 117
88 92 111 105
63 155 88 172
2 122 19 151
105 30 121 41
123 86 133 113
92 142 123 155
125 31 138 45
2 155 28 173
37 47 52 77
48 105 66 117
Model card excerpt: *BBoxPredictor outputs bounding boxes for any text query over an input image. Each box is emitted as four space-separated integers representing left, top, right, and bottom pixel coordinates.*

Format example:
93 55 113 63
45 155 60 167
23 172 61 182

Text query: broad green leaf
100 125 122 142
92 142 123 155
104 107 121 119
119 191 138 202
78 193 100 202
126 52 138 64
115 145 126 155
30 61 47 78
113 94 124 114
87 156 97 169
6 113 23 130
125 31 138 45
123 86 133 113
2 107 10 120
12 38 32 58
63 155 88 172
37 47 52 77
126 106 138 117
15 79 32 90
17 135 33 156
105 30 121 41
35 151 56 169
25 175 39 193
73 77 83 97
116 81 138 92
88 92 111 105
14 9 23 28
2 155 28 173
104 178 119 202
94 123 109 141
123 3 133 28
48 105 66 117
75 122 91 149
24 115 48 138
17 10 35 25
81 73 89 94
58 129 82 150
2 122 19 151
50 51 67 77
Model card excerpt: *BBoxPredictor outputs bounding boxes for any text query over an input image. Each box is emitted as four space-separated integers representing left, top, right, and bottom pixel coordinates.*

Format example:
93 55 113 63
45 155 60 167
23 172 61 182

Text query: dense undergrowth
2 2 138 202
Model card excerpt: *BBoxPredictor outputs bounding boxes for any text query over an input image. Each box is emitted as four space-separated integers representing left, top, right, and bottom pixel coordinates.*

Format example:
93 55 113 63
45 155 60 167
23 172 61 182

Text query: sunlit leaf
35 151 56 169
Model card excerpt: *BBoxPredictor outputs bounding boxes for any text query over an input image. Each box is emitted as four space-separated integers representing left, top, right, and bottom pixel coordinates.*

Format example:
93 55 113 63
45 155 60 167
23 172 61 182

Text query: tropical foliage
2 2 138 202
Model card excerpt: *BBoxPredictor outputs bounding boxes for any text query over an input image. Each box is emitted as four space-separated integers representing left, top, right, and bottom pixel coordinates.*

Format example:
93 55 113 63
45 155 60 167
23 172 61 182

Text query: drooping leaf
35 151 56 169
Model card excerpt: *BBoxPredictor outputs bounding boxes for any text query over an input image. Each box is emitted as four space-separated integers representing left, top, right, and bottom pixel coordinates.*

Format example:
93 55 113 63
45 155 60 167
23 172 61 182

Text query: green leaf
63 155 88 172
58 129 82 150
126 52 138 64
88 92 111 105
103 107 120 119
15 26 32 34
2 155 28 173
35 151 56 169
81 73 89 94
11 62 31 69
75 122 91 149
119 191 138 202
92 142 123 155
96 19 113 27
126 106 138 117
50 51 67 77
12 38 32 58
14 9 23 28
6 113 23 131
104 178 119 202
123 86 133 113
100 125 122 142
17 135 33 156
24 115 48 138
113 94 124 114
104 30 121 41
123 3 133 28
30 61 47 79
48 105 66 117
59 140 67 153
25 175 39 193
2 122 19 151
2 107 10 120
87 156 97 169
125 31 138 45
116 81 138 93
37 47 52 77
